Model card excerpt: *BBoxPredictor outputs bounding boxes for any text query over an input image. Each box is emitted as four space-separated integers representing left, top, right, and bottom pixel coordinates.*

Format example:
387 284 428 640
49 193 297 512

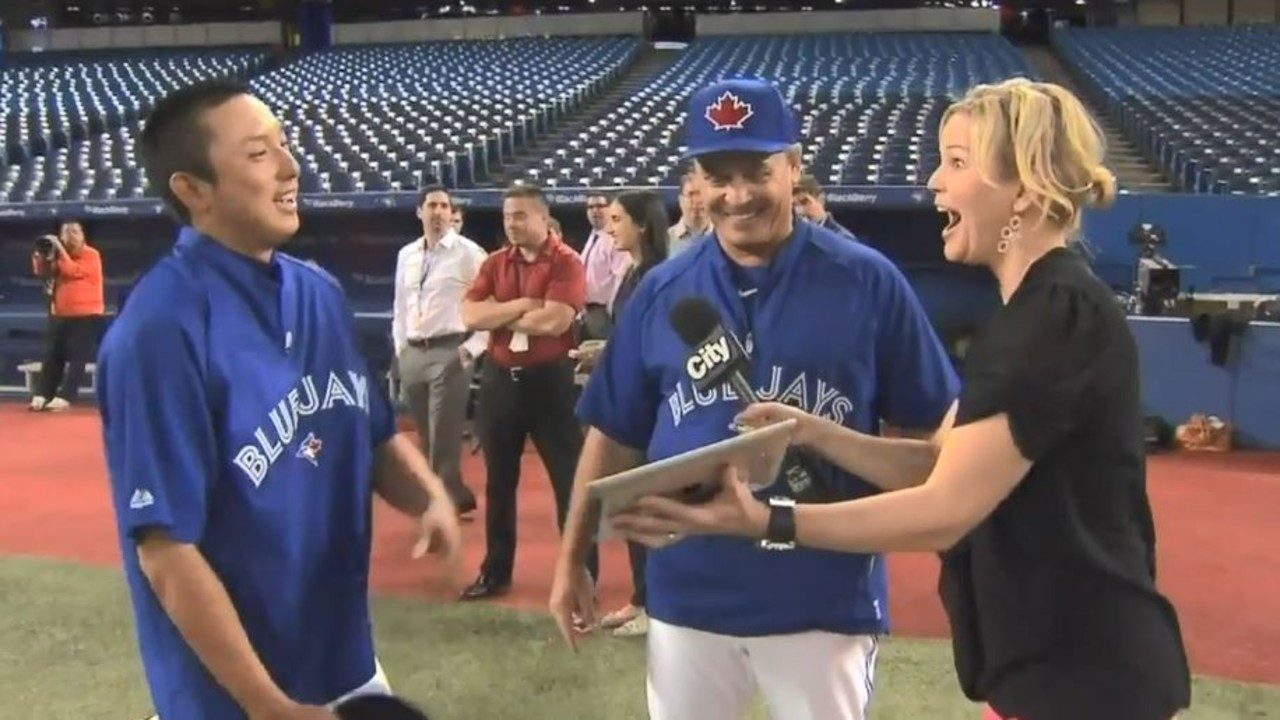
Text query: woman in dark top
574 189 669 638
609 79 1191 719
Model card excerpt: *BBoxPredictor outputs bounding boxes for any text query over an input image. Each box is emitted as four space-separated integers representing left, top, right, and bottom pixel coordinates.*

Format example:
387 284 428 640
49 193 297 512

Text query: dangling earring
997 215 1021 254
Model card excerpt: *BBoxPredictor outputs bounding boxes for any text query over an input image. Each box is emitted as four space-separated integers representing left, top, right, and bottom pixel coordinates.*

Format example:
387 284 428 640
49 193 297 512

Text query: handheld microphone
668 296 831 502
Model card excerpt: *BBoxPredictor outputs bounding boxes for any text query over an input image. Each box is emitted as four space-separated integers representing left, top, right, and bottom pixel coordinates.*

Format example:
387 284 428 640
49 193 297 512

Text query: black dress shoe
455 497 478 517
460 573 510 601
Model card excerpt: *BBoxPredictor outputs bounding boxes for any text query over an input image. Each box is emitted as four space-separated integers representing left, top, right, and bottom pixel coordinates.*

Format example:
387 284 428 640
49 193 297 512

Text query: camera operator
29 219 104 411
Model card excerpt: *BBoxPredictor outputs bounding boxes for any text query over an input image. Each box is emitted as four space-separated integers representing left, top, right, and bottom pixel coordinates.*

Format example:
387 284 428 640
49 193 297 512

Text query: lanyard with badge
410 242 436 331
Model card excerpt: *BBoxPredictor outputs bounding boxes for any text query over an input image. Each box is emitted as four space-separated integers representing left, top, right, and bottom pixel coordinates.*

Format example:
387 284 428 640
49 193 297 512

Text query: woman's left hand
609 465 770 547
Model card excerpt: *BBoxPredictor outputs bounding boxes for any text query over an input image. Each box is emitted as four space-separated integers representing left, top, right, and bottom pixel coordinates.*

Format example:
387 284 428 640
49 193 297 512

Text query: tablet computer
587 419 797 541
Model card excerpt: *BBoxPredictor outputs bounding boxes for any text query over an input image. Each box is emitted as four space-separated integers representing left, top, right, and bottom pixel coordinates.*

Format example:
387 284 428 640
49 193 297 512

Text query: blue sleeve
873 261 960 430
575 275 660 452
98 306 217 545
368 372 397 447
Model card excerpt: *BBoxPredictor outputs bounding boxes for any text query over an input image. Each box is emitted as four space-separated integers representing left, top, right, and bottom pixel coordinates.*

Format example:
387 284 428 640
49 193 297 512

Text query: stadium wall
1 8 997 53
2 193 1279 446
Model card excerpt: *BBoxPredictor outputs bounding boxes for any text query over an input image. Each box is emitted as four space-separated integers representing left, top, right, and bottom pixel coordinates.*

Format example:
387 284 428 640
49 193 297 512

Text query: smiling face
695 150 800 254
171 94 301 253
927 111 1026 267
605 199 641 254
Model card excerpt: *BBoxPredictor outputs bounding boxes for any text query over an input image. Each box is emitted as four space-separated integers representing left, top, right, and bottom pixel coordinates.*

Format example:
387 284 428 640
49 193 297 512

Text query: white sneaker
45 397 70 411
29 396 47 411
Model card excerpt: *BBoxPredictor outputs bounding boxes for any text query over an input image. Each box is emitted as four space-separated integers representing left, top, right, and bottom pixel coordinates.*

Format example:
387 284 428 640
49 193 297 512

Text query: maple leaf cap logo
705 91 754 132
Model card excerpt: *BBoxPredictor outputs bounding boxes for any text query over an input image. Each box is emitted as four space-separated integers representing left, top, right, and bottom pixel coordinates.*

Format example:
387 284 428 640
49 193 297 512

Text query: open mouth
275 191 298 212
938 206 961 236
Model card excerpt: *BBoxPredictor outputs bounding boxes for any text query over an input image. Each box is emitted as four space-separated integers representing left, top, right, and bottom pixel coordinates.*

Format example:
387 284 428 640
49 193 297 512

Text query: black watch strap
760 496 797 551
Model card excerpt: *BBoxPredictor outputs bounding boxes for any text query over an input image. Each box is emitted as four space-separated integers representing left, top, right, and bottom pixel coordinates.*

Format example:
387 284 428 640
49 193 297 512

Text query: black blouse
611 261 651 323
940 247 1191 720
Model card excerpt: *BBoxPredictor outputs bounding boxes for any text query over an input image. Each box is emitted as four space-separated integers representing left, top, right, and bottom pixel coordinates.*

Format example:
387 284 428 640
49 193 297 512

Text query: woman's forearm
806 419 940 491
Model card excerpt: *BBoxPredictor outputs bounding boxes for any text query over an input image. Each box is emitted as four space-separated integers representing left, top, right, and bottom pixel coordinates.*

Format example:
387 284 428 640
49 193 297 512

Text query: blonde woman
610 78 1192 720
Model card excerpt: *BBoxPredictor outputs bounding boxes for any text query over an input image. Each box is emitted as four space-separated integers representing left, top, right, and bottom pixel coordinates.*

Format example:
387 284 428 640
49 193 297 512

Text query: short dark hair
417 184 451 208
503 182 546 206
140 79 250 224
795 175 823 197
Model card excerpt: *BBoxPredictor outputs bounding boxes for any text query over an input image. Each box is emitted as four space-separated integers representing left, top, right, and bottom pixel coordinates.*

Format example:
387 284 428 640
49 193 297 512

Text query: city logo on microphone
685 328 736 386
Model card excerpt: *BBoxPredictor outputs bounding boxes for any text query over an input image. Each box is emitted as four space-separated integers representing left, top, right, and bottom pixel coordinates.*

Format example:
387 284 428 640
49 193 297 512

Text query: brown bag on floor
1174 413 1233 452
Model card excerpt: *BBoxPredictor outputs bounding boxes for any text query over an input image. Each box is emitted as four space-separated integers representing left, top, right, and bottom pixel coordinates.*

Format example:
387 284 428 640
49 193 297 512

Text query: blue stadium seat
0 48 270 203
1052 25 1280 196
250 38 641 192
511 33 1031 188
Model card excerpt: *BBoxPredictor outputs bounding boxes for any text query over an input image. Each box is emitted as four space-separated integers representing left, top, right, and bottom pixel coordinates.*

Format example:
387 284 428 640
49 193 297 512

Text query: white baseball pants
646 618 880 720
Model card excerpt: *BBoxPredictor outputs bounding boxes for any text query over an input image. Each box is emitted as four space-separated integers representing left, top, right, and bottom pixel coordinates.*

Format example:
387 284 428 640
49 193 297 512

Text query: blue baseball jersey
97 228 397 719
577 221 959 637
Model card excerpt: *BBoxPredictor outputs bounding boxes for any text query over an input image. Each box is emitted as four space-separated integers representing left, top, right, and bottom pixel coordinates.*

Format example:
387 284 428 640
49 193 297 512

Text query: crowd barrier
4 309 1280 449
1129 316 1280 449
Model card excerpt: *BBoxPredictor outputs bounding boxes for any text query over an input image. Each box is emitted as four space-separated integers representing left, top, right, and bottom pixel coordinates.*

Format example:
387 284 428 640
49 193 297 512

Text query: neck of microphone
724 365 760 405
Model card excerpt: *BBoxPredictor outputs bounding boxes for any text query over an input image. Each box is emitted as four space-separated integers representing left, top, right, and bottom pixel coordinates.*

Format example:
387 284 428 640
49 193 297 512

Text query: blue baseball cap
682 78 799 159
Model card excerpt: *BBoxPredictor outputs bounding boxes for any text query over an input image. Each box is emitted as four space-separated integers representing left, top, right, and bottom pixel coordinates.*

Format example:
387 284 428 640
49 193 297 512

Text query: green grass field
3 556 1277 719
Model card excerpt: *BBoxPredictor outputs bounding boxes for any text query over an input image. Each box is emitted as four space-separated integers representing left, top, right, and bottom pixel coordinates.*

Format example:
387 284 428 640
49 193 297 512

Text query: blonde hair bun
1087 165 1118 209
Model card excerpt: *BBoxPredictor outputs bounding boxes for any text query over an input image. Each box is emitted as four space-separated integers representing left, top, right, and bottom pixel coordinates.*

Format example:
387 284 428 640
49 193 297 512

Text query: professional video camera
34 234 58 260
1128 222 1180 317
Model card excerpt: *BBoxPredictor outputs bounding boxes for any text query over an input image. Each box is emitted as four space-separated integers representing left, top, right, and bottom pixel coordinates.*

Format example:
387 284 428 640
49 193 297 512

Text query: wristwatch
759 496 797 551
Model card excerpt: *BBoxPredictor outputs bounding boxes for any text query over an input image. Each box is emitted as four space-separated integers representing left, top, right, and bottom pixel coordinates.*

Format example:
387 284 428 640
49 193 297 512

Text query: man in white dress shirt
578 191 630 340
667 169 710 257
392 185 488 515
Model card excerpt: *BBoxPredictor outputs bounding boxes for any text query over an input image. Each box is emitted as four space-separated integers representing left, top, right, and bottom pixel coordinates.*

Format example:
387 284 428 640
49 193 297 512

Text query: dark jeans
476 358 599 583
39 314 100 402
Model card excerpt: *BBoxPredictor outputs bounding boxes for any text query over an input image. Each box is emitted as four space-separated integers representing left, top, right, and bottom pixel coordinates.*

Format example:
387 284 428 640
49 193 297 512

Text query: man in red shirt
460 183 598 600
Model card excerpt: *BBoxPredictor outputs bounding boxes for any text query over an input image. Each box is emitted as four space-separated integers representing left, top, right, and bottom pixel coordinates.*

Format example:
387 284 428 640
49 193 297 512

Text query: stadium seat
0 38 640 203
0 48 270 203
1052 25 1280 196
249 38 640 192
506 33 1032 188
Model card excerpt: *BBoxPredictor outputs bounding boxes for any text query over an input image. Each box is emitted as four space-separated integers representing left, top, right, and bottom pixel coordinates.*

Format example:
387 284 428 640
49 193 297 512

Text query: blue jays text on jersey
234 369 373 486
666 364 856 429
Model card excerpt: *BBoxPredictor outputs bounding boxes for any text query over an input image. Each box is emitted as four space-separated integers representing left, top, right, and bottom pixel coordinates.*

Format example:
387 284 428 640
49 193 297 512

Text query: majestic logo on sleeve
233 370 370 486
705 92 754 132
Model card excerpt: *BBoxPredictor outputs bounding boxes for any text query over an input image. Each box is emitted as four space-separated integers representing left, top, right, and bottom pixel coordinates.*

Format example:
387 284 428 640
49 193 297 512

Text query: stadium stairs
1021 46 1174 193
487 44 682 187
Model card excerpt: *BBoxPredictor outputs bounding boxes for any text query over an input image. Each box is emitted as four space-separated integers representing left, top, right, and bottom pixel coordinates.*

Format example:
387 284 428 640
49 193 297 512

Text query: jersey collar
706 218 812 290
175 225 284 283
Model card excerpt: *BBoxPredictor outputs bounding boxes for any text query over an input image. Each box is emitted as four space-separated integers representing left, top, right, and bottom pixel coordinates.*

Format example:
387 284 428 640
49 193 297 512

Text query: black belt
486 358 572 383
406 333 466 349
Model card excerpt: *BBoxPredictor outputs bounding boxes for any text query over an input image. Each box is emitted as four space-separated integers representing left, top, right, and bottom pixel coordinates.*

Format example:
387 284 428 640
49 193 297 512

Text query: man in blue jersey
549 78 959 720
98 79 463 720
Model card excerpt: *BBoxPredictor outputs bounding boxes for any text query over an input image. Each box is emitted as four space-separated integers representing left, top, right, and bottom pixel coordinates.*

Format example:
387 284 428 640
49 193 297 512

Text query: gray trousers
397 335 476 508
